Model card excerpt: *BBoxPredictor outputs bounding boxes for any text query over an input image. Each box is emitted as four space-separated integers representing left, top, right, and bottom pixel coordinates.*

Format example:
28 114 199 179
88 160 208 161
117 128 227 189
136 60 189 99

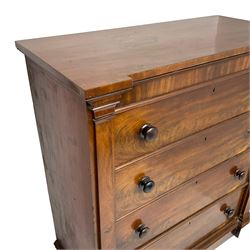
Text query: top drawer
113 73 249 166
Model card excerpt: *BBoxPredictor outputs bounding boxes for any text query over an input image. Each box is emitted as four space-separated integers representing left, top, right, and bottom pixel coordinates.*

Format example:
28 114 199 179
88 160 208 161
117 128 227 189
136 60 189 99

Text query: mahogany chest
16 16 250 249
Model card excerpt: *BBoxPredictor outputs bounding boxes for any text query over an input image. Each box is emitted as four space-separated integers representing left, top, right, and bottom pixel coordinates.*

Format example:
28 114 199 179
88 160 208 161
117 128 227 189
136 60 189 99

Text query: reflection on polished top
15 16 250 98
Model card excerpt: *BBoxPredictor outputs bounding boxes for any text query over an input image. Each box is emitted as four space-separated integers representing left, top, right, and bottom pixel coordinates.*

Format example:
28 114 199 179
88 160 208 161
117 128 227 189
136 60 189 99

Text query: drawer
115 113 250 218
115 168 248 248
140 187 246 250
113 73 249 166
119 55 250 107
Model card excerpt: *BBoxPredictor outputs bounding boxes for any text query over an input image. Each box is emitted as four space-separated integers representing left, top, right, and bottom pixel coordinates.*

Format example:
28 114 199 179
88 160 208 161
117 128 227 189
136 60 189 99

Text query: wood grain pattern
115 121 250 219
190 186 249 249
87 111 101 247
199 220 248 250
94 119 116 249
190 210 247 249
26 58 97 249
113 73 249 166
16 16 250 250
16 16 250 98
118 54 250 107
140 188 244 250
115 175 248 248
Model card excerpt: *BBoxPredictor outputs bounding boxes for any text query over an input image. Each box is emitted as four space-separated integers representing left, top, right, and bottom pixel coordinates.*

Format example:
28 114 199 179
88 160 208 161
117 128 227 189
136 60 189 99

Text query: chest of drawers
16 16 249 249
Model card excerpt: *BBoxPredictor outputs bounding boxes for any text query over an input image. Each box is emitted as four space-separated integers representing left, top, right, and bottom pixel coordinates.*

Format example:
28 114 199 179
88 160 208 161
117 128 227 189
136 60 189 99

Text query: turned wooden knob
138 176 155 193
135 224 149 238
224 207 235 219
234 169 246 180
140 124 158 141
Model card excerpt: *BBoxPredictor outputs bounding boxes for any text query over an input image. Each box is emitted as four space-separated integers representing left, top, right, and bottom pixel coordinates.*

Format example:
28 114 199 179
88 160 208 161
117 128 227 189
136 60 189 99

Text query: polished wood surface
113 73 249 166
140 187 244 249
115 169 248 248
118 54 250 107
26 58 97 249
115 129 249 218
190 191 249 250
94 119 116 248
16 16 250 98
16 16 250 250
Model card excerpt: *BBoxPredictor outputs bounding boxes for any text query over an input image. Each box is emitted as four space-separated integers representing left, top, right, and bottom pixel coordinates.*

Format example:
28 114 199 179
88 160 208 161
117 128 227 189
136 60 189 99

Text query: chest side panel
26 58 97 249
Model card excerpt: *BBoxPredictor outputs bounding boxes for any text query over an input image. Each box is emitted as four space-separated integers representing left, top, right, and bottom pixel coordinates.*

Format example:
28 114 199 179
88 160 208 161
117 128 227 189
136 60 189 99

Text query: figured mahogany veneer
16 16 250 249
140 186 246 250
113 73 249 166
115 120 250 218
118 54 250 107
115 161 248 249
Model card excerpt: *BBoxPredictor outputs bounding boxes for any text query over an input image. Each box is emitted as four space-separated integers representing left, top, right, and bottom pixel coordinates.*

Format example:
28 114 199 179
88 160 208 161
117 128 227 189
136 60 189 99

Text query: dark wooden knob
140 124 158 141
224 207 235 219
138 176 155 193
234 169 246 180
135 224 149 238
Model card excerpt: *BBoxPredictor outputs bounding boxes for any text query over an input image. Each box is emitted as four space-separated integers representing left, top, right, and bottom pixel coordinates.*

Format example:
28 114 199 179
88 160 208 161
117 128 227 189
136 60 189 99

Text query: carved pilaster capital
87 100 120 121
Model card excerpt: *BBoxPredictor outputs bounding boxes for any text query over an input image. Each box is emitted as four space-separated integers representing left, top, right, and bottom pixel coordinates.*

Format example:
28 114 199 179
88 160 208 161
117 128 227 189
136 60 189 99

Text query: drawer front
115 167 248 248
119 54 250 107
115 113 250 218
141 187 245 250
113 73 249 166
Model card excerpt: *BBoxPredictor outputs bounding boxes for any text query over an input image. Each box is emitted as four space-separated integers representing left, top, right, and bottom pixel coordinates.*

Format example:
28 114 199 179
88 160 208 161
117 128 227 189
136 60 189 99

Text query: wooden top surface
16 16 250 99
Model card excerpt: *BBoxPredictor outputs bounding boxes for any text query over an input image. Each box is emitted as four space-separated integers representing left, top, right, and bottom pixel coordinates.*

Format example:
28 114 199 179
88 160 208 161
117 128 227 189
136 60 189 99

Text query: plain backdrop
0 0 249 249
